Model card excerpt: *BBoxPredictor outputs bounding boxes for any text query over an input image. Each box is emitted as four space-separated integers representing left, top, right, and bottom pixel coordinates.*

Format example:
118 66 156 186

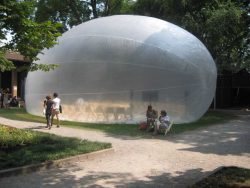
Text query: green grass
0 124 111 170
0 108 46 123
0 108 236 137
191 166 250 188
169 111 235 135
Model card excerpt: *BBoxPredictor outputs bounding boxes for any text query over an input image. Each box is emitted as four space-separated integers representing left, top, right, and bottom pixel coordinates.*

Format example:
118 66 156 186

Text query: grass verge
0 124 111 170
0 108 236 137
191 166 250 188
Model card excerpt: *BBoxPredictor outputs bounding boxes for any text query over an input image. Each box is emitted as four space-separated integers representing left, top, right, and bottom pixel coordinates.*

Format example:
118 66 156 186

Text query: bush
0 124 112 170
0 125 37 150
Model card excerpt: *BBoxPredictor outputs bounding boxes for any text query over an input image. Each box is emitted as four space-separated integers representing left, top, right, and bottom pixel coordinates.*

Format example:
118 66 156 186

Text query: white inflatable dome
25 15 217 124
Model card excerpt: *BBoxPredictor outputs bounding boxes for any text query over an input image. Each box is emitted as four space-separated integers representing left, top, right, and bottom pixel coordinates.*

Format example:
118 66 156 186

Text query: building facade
215 69 250 108
0 52 30 100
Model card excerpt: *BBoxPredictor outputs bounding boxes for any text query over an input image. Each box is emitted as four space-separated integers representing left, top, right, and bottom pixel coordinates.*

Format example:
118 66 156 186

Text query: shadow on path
172 117 250 156
23 115 250 157
0 164 213 188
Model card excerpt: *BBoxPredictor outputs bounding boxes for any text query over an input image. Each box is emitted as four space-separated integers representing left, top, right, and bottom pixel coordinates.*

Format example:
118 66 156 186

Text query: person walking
3 89 10 108
0 88 3 108
43 95 53 129
51 92 61 128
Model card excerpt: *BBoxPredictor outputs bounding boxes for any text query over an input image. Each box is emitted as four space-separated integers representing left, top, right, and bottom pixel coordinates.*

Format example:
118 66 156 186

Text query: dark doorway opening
0 71 12 92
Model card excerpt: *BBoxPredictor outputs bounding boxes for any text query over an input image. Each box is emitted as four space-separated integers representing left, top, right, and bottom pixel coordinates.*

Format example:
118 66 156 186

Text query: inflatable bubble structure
25 15 217 123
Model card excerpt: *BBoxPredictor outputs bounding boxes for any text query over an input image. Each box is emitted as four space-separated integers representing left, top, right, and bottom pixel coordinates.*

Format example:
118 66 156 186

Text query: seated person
153 110 170 135
9 96 19 107
146 105 158 131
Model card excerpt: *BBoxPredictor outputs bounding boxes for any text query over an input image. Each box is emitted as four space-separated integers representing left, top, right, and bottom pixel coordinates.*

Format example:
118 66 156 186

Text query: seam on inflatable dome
61 34 203 71
26 82 215 96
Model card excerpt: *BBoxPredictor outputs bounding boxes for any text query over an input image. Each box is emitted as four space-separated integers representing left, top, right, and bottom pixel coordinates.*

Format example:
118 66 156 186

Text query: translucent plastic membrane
25 15 217 123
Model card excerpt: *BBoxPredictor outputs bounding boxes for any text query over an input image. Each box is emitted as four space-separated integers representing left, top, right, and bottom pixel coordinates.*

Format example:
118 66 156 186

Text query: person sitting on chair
146 105 158 132
153 110 171 135
9 96 19 107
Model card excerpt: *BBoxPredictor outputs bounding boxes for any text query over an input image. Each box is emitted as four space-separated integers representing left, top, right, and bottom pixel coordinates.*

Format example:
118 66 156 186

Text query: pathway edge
0 148 114 178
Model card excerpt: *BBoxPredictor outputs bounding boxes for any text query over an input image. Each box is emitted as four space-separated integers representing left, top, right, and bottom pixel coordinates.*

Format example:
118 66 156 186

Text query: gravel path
0 114 250 188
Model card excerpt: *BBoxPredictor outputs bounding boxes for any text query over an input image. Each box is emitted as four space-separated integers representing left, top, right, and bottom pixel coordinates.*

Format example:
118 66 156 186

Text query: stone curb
0 148 114 178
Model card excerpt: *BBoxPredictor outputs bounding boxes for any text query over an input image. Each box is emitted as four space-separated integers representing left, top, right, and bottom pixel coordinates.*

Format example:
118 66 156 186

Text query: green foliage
35 0 135 31
133 0 185 25
120 0 135 14
12 20 62 61
0 0 62 72
28 62 59 72
0 124 111 170
182 0 249 73
35 0 91 31
0 125 36 150
97 0 135 16
191 166 250 188
0 51 15 72
133 0 250 73
1 0 248 73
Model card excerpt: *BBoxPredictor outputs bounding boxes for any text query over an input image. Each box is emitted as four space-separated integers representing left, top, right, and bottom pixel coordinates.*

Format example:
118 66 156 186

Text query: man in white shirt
51 92 61 128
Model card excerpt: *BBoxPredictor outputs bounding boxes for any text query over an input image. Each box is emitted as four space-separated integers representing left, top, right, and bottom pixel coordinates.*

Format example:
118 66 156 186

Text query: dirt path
0 115 250 188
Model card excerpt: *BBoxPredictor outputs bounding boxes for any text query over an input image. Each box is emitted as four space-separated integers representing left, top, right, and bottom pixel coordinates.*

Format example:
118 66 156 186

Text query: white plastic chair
164 121 174 135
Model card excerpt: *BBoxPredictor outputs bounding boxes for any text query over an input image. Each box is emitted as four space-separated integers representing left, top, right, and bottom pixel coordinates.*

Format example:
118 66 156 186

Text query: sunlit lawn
0 108 236 137
0 124 111 170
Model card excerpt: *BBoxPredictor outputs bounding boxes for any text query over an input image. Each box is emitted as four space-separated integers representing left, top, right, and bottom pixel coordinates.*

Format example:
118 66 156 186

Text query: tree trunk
66 0 82 24
104 0 109 16
91 0 98 18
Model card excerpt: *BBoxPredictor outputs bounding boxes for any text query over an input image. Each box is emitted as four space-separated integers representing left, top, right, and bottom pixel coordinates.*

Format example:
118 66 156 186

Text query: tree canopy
35 0 135 31
0 0 62 72
133 0 250 73
182 0 250 72
0 0 135 72
1 0 249 73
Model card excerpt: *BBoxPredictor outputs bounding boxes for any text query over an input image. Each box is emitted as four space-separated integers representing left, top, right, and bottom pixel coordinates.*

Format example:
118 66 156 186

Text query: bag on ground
139 121 148 130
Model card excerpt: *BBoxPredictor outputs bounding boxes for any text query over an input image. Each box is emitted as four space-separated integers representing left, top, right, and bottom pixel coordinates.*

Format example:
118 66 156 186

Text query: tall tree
182 0 249 72
87 0 134 18
133 0 185 25
35 0 135 31
133 0 250 73
35 0 91 32
0 0 62 72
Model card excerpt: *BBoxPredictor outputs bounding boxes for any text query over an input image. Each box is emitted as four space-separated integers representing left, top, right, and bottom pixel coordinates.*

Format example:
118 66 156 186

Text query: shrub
0 124 112 170
0 125 37 150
